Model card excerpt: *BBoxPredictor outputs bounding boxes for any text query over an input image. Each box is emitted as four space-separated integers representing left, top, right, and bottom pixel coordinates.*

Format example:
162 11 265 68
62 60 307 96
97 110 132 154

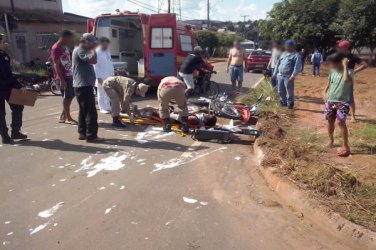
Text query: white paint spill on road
165 219 175 226
131 221 139 225
99 186 106 190
2 241 10 246
153 146 228 172
76 152 129 177
234 156 241 161
38 202 64 218
200 201 209 206
53 223 58 227
59 179 66 182
137 159 146 162
183 197 198 204
135 126 174 144
110 183 116 186
7 232 13 236
30 223 49 235
51 184 56 187
120 185 125 190
4 221 11 224
86 152 128 177
105 208 112 214
42 139 49 141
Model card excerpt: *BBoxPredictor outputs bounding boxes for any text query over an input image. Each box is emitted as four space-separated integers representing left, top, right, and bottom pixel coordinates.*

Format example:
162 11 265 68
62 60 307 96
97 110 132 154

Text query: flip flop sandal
58 120 66 124
66 120 78 125
337 149 351 157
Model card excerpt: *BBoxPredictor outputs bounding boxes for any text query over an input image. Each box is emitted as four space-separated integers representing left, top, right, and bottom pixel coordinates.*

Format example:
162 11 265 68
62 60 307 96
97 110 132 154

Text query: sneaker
2 133 13 144
112 120 126 128
11 131 28 140
78 134 86 140
163 123 172 132
181 123 189 133
86 137 105 143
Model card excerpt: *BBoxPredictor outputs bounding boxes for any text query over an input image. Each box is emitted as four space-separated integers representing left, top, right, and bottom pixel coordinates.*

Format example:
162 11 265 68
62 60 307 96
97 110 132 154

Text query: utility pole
207 0 210 29
240 15 249 23
167 0 171 13
240 15 249 38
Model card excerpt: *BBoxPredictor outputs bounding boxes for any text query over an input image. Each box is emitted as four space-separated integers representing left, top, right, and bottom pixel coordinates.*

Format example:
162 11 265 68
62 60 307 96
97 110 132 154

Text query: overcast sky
62 0 278 22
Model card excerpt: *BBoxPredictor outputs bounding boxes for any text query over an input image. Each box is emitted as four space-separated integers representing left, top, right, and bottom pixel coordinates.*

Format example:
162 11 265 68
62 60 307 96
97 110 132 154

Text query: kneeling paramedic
0 34 28 144
103 76 149 127
158 76 190 133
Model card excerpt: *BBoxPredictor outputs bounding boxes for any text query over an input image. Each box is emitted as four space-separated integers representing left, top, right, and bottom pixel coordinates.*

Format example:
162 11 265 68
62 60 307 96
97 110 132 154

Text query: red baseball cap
337 40 350 49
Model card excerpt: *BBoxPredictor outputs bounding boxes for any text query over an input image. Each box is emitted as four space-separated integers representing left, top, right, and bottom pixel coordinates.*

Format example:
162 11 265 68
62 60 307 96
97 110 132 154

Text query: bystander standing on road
273 39 302 109
0 34 28 144
178 46 206 93
336 40 369 122
51 30 77 125
300 48 307 74
226 41 247 90
103 76 148 127
311 49 323 77
158 76 189 133
72 33 104 143
267 40 283 88
94 37 114 114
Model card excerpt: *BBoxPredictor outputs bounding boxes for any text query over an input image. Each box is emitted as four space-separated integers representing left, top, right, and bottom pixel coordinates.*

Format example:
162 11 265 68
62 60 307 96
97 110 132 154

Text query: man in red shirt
50 30 77 125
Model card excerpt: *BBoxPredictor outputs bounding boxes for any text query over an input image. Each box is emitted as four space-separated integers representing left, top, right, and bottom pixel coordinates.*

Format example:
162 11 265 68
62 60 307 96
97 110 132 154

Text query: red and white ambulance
87 11 196 86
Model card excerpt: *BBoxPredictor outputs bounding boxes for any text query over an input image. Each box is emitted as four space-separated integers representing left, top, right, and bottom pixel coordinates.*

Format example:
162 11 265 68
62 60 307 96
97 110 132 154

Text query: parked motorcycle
13 61 61 96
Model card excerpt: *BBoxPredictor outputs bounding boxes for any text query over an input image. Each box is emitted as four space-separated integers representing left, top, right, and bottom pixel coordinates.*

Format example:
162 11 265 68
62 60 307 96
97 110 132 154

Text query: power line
240 15 249 22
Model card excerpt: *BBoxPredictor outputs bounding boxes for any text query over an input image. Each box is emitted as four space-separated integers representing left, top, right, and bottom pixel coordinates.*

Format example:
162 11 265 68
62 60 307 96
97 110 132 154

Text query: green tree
195 30 219 51
331 0 376 60
260 0 340 52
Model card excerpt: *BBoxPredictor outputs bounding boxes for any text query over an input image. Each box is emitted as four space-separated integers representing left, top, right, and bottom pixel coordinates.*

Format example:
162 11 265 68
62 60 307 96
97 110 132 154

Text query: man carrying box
0 34 28 144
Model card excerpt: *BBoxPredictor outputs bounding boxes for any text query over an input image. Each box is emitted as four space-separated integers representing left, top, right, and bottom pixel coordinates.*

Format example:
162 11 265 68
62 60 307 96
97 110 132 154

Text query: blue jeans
277 75 295 106
229 65 244 83
313 64 320 76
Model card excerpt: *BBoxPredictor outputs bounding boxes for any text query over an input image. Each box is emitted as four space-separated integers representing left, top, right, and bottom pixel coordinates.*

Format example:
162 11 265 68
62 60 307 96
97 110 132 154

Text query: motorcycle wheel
187 97 211 107
204 81 219 98
50 79 62 96
212 101 242 120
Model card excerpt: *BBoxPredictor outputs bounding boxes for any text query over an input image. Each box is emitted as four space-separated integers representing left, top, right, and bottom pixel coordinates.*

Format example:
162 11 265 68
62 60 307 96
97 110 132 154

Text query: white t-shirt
94 48 115 85
269 48 282 69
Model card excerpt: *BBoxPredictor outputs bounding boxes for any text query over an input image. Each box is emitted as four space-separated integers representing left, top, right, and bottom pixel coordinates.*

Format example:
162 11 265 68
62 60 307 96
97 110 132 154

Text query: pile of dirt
257 112 376 231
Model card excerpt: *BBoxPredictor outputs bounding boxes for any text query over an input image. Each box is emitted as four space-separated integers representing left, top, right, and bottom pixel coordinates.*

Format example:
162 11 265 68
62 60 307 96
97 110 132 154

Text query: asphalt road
1 63 350 250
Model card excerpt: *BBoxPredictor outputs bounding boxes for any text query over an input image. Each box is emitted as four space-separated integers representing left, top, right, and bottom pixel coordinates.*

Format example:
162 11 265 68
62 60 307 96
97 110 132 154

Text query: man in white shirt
267 40 283 88
94 37 114 113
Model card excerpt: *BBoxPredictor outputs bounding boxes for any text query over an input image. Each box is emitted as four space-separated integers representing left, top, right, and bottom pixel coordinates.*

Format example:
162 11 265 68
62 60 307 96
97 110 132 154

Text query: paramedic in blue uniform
0 34 28 144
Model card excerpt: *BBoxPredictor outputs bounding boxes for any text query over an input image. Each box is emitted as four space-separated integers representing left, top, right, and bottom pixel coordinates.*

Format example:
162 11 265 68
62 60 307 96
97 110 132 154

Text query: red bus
87 11 196 86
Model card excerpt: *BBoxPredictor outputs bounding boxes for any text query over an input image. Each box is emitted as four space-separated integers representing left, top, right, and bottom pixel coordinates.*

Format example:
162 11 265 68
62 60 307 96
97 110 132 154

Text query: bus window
151 27 173 49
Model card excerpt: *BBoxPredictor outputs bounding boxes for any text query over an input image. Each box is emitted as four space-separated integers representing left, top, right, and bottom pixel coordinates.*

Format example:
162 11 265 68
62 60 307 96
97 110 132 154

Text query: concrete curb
253 141 376 250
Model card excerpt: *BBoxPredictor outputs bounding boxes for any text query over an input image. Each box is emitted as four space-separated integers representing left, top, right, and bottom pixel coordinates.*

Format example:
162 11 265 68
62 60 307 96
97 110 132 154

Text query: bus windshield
240 43 255 50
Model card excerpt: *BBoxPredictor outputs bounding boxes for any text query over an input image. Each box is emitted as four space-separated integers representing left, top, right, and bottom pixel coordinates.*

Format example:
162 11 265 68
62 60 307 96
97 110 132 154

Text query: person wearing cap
178 46 206 94
72 33 104 143
272 39 302 109
50 30 77 125
227 40 248 90
94 36 114 114
0 34 28 144
337 40 369 122
158 76 189 133
102 76 149 127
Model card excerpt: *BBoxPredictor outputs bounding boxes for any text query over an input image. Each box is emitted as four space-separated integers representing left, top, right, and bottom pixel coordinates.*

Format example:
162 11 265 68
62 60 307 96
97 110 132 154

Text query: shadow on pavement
16 138 209 153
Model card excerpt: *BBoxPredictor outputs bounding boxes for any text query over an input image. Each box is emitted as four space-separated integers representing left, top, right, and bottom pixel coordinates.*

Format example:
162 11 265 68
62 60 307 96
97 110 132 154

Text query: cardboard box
8 89 38 107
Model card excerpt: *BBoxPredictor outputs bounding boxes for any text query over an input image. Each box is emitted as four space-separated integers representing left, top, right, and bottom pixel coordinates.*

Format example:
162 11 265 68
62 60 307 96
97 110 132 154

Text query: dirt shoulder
243 65 376 232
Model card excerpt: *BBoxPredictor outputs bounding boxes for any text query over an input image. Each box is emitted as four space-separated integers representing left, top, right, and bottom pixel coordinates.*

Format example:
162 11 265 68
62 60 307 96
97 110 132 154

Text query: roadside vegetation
243 71 376 231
